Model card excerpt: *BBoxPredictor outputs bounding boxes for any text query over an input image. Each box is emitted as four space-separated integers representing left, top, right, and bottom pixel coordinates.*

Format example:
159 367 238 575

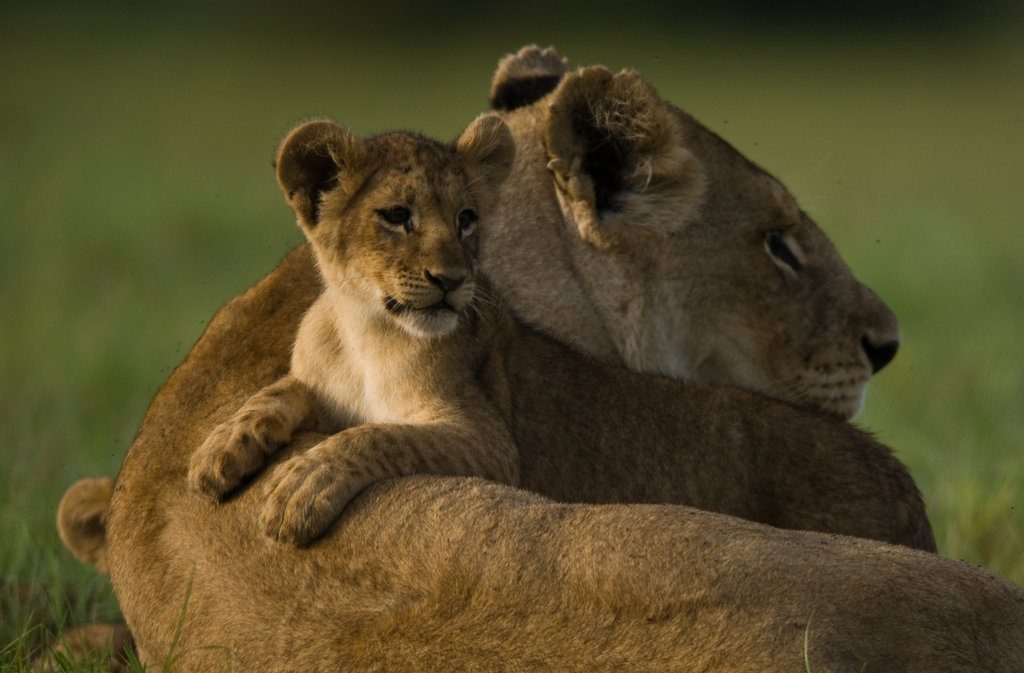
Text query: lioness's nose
424 269 466 292
861 336 899 374
856 282 900 375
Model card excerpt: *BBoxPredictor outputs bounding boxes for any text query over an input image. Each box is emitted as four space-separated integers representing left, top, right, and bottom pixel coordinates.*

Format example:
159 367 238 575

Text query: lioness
61 51 1024 671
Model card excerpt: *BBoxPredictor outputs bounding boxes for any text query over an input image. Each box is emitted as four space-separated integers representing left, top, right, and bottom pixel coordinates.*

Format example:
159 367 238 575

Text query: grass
2 4 1022 668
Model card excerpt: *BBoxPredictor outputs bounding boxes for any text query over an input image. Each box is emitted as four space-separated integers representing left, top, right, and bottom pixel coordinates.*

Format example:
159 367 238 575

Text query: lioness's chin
821 385 868 420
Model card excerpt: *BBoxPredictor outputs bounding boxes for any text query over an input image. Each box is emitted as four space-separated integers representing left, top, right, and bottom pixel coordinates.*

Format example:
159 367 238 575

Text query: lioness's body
107 245 1024 671
79 52 1024 669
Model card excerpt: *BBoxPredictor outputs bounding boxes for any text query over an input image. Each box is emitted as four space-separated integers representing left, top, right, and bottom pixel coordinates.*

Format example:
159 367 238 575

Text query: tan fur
61 52 1024 669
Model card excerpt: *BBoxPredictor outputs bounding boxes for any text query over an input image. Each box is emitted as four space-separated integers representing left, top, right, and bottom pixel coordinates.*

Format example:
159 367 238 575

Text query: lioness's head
275 115 514 338
486 48 900 418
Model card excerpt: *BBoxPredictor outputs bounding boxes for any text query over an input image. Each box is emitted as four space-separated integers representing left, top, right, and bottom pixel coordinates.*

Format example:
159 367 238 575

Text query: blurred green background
2 0 1022 660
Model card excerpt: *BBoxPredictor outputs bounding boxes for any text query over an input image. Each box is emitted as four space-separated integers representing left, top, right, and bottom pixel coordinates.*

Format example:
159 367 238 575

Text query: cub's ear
456 114 516 208
544 67 706 248
489 44 570 111
275 120 366 230
57 477 114 574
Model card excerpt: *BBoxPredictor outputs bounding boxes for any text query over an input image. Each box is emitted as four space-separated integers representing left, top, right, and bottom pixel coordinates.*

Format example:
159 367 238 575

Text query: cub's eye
457 209 478 236
765 230 804 273
378 206 412 231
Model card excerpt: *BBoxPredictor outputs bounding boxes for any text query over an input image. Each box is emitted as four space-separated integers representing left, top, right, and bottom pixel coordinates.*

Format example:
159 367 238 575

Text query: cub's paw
259 447 361 546
188 412 289 498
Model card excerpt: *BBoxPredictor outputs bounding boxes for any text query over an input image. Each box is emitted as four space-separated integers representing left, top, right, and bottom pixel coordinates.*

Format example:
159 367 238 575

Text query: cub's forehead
365 134 472 204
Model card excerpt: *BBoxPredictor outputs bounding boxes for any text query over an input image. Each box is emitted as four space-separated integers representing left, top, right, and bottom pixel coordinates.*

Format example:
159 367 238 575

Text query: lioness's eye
378 206 412 230
765 230 803 273
457 209 478 235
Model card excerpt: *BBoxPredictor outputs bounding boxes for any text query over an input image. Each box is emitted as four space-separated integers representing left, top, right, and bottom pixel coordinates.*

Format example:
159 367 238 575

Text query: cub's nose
424 269 466 293
861 336 899 374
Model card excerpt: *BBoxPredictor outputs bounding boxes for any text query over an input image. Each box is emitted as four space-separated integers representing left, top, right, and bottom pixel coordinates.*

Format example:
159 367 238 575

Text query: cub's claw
259 448 361 546
188 423 247 498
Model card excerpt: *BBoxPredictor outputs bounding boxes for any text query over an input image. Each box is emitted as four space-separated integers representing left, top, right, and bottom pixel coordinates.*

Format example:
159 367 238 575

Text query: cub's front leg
188 375 317 498
260 420 519 546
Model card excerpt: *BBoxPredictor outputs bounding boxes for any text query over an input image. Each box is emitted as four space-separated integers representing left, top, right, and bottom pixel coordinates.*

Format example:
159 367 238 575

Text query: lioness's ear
456 114 516 208
489 44 570 111
275 120 366 230
57 477 114 574
545 67 705 247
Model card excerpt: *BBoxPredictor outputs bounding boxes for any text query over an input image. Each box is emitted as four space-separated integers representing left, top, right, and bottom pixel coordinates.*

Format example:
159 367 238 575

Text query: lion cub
188 116 519 545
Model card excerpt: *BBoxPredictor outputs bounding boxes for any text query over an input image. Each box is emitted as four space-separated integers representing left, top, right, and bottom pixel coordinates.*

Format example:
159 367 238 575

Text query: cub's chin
388 303 462 339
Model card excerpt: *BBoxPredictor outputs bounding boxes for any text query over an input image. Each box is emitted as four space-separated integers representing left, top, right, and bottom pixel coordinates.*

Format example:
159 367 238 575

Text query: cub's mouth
382 294 468 338
383 297 459 315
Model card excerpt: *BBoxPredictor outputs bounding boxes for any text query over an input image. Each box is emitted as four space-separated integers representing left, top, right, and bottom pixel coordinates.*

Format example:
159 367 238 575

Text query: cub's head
275 115 514 337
